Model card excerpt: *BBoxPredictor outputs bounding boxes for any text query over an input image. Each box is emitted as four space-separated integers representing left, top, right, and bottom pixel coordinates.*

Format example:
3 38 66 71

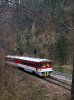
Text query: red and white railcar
5 55 53 77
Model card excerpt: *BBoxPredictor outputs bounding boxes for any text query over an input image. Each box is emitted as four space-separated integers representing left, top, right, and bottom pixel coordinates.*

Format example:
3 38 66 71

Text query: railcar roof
6 55 52 62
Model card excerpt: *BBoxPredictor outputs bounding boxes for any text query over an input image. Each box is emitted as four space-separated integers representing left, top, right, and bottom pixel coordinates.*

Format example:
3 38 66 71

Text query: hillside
0 65 70 100
0 0 73 65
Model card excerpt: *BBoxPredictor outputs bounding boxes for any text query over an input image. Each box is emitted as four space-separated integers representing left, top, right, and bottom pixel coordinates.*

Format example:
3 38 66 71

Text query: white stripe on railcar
7 61 36 71
17 63 36 71
37 68 53 72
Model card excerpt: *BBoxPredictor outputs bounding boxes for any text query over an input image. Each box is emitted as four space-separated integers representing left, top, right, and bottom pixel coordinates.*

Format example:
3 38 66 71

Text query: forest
0 0 74 65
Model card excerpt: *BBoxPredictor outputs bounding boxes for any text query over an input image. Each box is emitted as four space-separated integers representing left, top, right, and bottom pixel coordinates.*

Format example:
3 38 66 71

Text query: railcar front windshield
39 62 52 67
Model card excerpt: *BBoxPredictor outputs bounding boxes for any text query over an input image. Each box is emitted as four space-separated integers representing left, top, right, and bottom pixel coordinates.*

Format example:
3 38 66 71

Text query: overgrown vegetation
55 34 68 64
0 0 73 65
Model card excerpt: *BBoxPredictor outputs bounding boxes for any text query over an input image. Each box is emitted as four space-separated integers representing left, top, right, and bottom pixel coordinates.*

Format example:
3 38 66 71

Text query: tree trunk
71 53 74 100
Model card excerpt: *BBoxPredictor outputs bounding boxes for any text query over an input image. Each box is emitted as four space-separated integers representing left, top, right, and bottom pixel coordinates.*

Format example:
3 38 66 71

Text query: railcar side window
46 63 49 66
21 60 36 67
39 62 52 67
40 63 45 67
46 62 52 66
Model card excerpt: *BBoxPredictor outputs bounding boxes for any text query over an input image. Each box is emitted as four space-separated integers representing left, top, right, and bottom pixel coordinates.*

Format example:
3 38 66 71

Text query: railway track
17 69 72 91
6 65 71 91
43 76 71 91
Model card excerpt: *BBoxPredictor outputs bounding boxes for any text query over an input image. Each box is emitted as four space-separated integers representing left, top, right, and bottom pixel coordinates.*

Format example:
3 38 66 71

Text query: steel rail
43 76 71 91
6 65 71 91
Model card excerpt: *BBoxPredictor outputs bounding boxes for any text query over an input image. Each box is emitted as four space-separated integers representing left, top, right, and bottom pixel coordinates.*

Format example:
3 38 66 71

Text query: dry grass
54 64 73 74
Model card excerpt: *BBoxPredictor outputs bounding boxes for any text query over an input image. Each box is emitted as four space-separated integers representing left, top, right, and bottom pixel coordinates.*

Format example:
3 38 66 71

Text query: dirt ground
0 66 71 100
